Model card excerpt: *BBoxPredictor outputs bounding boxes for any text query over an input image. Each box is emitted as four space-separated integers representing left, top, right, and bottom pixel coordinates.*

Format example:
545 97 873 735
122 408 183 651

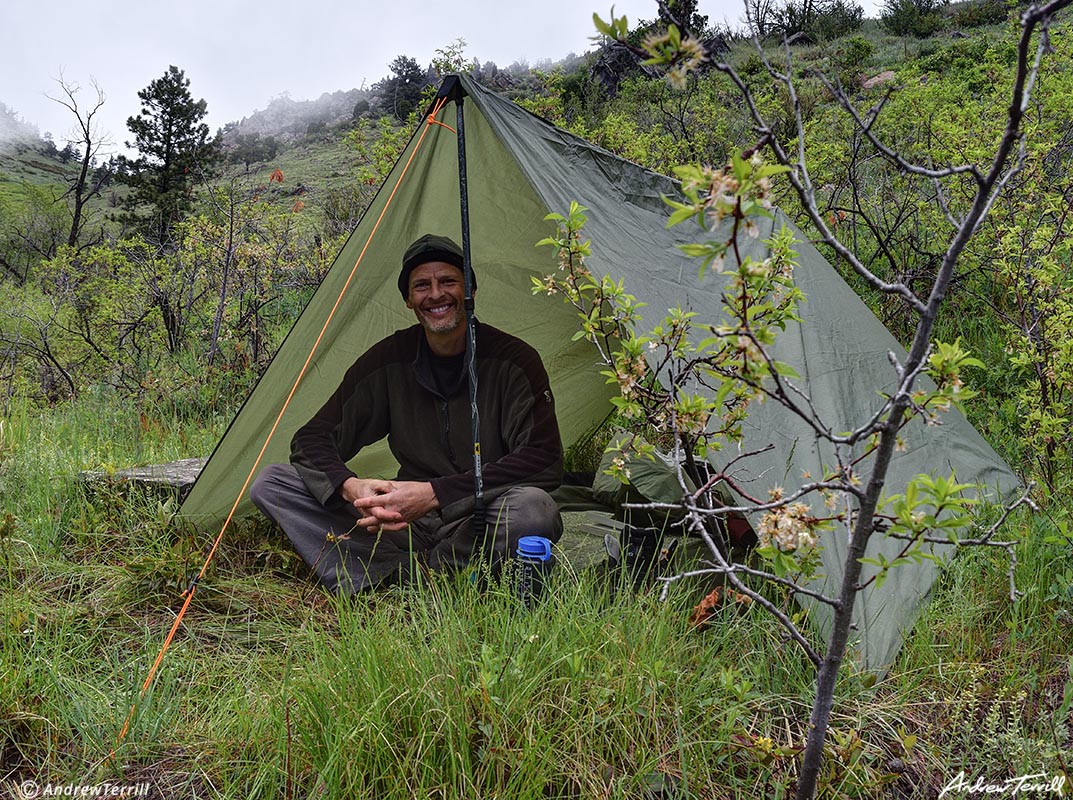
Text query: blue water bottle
515 536 555 608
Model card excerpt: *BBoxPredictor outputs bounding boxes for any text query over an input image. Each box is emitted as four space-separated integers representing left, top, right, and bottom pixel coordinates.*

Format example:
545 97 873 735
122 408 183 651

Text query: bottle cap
516 535 553 562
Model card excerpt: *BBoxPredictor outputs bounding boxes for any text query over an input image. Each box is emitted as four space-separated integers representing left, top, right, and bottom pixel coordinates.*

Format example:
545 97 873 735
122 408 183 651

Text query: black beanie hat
399 234 471 298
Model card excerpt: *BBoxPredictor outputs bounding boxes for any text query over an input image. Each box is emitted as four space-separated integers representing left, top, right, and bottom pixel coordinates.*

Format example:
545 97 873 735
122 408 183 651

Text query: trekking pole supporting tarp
450 82 488 553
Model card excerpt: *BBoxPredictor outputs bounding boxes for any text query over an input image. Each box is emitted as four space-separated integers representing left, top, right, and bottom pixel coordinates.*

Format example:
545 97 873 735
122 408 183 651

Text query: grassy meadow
0 388 1069 799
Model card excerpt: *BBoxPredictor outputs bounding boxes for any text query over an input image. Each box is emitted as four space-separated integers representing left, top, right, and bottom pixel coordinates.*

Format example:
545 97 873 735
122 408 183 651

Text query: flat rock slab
81 457 207 498
862 70 897 90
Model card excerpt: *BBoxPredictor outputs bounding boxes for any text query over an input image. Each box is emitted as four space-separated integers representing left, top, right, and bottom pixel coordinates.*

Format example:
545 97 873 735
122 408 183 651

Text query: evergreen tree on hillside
658 0 710 34
0 102 41 150
375 55 429 120
118 65 219 245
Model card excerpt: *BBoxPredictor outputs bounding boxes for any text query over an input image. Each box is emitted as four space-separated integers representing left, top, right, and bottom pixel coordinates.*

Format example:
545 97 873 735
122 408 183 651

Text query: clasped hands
339 477 439 534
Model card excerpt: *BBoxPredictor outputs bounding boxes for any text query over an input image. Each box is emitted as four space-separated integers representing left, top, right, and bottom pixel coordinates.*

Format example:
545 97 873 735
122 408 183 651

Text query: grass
2 390 1071 798
0 149 70 209
0 124 361 256
0 146 125 233
235 130 368 220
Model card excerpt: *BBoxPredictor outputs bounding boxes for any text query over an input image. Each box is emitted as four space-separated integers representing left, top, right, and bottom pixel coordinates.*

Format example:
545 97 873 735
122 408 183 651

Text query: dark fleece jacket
290 321 563 519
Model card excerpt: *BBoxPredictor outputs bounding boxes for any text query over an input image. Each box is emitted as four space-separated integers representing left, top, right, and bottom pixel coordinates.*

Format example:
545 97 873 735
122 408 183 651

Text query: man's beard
416 302 465 335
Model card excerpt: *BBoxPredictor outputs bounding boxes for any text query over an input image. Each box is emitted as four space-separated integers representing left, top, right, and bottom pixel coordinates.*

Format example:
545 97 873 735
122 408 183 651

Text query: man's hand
341 477 439 533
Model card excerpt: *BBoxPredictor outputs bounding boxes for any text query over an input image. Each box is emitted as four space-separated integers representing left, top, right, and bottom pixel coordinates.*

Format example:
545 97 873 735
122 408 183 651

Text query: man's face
405 261 468 336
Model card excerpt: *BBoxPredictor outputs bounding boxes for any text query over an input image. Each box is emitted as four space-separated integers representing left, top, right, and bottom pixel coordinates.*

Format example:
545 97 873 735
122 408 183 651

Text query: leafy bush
830 34 876 85
319 183 372 238
772 0 866 41
915 34 1017 93
738 52 768 79
881 0 948 37
950 0 1011 27
812 0 866 39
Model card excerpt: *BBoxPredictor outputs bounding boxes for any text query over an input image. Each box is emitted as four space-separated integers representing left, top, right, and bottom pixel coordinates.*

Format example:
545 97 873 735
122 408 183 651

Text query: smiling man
250 234 564 592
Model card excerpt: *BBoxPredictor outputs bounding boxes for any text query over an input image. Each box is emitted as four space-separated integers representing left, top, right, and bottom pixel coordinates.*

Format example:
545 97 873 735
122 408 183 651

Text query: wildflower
757 499 817 551
666 66 689 90
744 259 769 279
642 30 672 53
676 36 707 74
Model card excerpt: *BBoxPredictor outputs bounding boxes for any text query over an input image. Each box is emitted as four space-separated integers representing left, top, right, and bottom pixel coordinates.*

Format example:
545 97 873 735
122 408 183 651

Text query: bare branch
705 51 929 311
674 511 824 666
676 561 839 607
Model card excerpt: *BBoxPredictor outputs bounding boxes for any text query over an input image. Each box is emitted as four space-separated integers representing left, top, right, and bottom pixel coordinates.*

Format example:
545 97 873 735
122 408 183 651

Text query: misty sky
0 0 693 151
2 0 880 155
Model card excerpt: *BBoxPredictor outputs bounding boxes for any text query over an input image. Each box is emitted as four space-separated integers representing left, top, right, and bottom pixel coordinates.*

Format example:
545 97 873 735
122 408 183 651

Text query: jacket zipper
439 399 459 467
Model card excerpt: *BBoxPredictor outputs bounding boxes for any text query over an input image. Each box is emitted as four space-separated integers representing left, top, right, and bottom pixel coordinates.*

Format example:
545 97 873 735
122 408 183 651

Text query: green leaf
666 206 700 228
731 151 749 184
756 164 792 178
772 361 800 379
678 242 717 258
593 13 615 37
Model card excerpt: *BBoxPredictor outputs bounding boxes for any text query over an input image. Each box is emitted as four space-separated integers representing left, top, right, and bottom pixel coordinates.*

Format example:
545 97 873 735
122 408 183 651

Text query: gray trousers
250 463 562 593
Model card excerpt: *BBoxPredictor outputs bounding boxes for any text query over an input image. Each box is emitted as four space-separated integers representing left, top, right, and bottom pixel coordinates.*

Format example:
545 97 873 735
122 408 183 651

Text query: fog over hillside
0 56 564 156
0 83 374 157
225 87 373 142
0 102 41 151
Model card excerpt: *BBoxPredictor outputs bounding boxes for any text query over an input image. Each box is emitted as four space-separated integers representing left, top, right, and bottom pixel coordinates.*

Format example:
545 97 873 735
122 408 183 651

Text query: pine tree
119 65 218 245
375 56 428 120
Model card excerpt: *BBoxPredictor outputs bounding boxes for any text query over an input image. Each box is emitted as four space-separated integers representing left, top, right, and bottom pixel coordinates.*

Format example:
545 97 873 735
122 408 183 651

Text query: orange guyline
109 96 454 759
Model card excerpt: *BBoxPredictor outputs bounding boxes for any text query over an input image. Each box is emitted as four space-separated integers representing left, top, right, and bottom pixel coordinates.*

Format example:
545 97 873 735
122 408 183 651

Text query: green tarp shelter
180 73 1018 670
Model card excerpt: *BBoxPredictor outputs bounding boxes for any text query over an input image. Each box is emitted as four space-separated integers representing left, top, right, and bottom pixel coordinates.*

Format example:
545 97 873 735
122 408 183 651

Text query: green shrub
831 34 876 85
771 0 865 42
812 0 867 39
950 0 1011 27
881 0 948 37
738 52 767 79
